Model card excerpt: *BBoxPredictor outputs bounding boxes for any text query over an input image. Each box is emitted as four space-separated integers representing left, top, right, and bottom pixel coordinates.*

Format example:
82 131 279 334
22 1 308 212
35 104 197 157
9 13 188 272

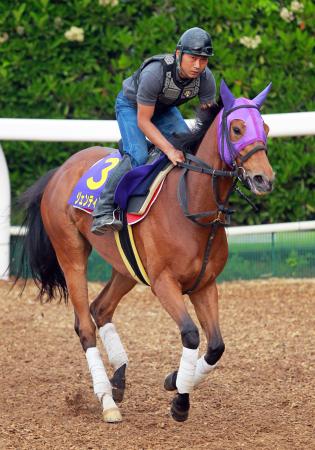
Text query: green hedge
1 0 314 225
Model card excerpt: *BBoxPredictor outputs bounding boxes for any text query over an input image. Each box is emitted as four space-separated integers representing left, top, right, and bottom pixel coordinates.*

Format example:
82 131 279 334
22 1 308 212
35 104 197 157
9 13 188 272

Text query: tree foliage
0 0 314 224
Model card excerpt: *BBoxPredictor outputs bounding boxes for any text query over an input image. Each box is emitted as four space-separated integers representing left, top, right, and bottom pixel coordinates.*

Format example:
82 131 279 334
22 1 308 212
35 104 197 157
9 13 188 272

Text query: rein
178 103 268 295
178 153 238 228
178 154 238 295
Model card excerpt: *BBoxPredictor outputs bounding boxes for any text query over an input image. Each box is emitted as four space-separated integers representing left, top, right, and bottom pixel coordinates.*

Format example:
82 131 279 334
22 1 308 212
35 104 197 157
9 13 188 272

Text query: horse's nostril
251 174 273 193
253 175 264 185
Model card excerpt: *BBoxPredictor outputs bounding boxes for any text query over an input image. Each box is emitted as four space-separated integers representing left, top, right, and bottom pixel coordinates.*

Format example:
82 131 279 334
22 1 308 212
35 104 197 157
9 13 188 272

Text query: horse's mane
169 97 223 155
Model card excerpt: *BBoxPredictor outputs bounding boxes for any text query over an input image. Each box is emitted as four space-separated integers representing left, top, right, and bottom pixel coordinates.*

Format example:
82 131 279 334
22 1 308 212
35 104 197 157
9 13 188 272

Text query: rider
91 27 216 234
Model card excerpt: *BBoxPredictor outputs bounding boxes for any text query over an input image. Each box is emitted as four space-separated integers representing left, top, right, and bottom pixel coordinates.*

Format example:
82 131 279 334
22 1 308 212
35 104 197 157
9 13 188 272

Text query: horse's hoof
170 393 190 422
164 370 177 391
102 407 123 423
170 405 189 422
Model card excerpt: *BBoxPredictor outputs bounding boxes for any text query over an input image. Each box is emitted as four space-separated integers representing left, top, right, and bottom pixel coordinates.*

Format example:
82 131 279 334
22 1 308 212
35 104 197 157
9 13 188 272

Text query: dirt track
0 278 314 450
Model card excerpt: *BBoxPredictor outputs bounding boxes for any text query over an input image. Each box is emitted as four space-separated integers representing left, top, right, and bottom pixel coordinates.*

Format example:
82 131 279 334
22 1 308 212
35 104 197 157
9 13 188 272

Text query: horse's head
218 80 275 195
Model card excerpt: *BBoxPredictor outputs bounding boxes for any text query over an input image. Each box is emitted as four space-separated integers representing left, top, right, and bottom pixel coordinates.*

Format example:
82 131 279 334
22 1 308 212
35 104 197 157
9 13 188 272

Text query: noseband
177 103 267 294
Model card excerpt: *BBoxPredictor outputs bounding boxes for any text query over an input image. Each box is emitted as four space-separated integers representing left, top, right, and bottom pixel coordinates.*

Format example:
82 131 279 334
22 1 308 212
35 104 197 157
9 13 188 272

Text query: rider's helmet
176 27 213 66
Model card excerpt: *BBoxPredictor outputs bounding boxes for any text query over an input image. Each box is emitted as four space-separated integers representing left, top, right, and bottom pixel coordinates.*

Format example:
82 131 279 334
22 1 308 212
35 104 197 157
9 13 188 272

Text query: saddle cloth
68 151 173 225
68 150 175 286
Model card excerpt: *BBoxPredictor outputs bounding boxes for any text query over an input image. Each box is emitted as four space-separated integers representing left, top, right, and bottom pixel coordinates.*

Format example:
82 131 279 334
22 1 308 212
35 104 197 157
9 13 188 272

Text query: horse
15 80 275 423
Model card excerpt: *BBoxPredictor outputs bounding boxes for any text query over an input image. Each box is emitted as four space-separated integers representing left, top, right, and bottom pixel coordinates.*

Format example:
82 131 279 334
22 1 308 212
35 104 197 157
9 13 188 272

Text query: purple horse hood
218 80 272 167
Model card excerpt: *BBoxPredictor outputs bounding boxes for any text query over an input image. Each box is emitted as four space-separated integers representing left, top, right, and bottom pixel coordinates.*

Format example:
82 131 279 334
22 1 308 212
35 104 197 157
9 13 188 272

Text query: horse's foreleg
153 273 200 422
190 282 225 388
90 270 136 403
165 282 225 391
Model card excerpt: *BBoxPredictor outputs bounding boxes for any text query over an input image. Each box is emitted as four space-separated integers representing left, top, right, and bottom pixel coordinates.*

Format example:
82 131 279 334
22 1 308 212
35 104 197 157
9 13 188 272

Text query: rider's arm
137 103 185 165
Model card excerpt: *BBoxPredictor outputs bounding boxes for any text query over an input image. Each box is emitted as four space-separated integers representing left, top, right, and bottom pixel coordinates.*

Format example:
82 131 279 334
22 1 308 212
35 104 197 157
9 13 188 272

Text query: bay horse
15 80 275 423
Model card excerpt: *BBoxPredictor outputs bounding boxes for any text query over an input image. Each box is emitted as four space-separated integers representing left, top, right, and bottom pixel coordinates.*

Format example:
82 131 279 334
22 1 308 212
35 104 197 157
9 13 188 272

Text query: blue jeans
115 91 190 167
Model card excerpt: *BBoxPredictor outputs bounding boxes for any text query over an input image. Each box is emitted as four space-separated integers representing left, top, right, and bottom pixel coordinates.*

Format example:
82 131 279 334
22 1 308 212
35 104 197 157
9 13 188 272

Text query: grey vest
132 54 200 107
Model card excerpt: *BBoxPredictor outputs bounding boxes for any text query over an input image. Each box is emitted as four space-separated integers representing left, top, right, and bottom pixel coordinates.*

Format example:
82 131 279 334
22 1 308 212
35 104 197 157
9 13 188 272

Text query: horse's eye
233 127 241 135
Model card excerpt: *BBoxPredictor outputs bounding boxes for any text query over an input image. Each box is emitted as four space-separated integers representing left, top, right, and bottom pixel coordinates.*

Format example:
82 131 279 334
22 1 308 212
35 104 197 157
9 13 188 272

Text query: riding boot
91 154 132 235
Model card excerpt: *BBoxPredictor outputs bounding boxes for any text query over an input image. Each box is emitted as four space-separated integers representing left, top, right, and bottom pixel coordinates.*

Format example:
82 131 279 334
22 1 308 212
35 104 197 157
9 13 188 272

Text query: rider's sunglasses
188 46 213 56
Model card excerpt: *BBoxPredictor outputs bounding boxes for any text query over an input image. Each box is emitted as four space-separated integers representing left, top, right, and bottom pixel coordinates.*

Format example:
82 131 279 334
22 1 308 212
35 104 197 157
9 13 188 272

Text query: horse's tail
14 168 69 303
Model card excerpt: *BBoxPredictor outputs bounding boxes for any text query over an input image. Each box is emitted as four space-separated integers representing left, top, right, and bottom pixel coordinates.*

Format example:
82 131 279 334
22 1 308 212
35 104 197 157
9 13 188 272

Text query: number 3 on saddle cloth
68 151 173 285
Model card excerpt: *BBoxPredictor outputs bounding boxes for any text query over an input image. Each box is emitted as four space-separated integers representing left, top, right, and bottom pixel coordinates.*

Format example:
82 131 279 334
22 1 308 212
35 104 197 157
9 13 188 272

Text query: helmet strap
175 48 182 71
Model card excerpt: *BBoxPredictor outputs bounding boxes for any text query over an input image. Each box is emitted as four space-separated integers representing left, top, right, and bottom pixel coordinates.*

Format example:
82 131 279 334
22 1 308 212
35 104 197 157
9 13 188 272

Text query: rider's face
178 52 208 79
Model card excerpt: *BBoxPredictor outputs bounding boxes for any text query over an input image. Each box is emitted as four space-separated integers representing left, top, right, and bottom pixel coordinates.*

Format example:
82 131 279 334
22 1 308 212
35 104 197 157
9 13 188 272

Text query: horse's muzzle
246 173 275 195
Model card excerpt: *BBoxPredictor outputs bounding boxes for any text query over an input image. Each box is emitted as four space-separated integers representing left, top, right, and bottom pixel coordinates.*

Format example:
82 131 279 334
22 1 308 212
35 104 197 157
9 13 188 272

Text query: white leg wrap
99 323 128 371
176 347 199 394
85 347 116 410
193 354 217 387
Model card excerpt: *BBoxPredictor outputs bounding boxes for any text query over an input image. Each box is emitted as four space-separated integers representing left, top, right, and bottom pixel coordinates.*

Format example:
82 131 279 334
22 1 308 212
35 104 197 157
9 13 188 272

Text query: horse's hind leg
90 270 136 402
49 229 122 422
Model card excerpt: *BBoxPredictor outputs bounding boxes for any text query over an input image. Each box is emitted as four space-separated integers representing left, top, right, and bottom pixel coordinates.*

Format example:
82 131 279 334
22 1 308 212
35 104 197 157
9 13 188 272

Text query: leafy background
0 0 314 225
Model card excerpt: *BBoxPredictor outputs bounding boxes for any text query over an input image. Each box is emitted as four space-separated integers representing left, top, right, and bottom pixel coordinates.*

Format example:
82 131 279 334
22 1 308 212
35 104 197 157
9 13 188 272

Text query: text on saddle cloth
68 152 122 212
68 151 172 218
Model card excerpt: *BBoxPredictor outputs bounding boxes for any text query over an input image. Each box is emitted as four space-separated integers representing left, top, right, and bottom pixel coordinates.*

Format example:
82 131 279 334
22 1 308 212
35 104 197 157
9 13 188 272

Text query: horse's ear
220 79 235 110
252 82 272 109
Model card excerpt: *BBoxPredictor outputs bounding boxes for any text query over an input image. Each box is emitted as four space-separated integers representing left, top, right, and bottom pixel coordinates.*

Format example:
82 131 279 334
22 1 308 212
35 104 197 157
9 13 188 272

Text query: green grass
219 231 315 281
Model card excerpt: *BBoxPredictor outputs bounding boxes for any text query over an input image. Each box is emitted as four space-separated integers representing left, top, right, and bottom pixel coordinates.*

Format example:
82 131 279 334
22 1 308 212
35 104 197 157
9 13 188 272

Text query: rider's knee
132 153 147 167
126 144 148 167
205 342 225 365
180 323 200 349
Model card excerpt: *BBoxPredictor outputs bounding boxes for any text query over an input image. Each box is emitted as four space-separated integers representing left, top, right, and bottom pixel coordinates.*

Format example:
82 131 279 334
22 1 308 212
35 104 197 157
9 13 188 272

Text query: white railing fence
1 111 315 279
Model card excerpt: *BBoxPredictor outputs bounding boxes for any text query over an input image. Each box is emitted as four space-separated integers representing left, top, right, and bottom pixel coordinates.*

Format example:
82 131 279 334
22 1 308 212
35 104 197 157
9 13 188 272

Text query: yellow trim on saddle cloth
114 226 151 286
127 225 151 285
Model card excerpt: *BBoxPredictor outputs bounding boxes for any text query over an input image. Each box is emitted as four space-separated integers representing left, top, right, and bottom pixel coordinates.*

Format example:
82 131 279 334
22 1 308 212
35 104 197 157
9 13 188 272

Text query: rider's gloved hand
166 148 185 165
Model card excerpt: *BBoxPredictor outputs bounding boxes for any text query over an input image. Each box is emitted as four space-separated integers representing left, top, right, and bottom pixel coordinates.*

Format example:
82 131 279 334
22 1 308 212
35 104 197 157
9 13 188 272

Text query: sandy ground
0 278 314 450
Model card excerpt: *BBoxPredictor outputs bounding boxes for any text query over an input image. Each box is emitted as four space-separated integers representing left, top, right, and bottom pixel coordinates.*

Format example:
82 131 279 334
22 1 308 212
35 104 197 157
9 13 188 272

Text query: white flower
280 7 295 22
0 32 9 44
99 0 119 6
239 35 261 49
64 26 84 42
290 1 304 12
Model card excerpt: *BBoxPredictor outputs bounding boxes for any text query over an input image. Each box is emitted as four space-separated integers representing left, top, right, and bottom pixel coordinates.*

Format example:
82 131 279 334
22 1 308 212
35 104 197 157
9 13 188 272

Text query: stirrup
91 210 123 235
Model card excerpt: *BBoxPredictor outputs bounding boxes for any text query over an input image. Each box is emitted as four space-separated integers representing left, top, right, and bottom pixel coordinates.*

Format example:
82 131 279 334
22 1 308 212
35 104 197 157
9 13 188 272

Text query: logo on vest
183 90 193 98
164 55 174 65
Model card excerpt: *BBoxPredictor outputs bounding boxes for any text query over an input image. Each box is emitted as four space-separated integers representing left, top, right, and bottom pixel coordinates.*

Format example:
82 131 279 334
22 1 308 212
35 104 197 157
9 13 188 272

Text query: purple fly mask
217 80 272 167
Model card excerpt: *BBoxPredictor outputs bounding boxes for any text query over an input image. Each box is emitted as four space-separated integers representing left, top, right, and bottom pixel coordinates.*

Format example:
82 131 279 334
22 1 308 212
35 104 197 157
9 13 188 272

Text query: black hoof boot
110 364 126 403
170 393 190 422
164 370 178 391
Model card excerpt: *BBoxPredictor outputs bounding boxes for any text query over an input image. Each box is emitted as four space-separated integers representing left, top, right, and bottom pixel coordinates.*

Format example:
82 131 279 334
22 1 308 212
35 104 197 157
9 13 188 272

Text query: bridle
220 104 268 166
177 103 268 294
